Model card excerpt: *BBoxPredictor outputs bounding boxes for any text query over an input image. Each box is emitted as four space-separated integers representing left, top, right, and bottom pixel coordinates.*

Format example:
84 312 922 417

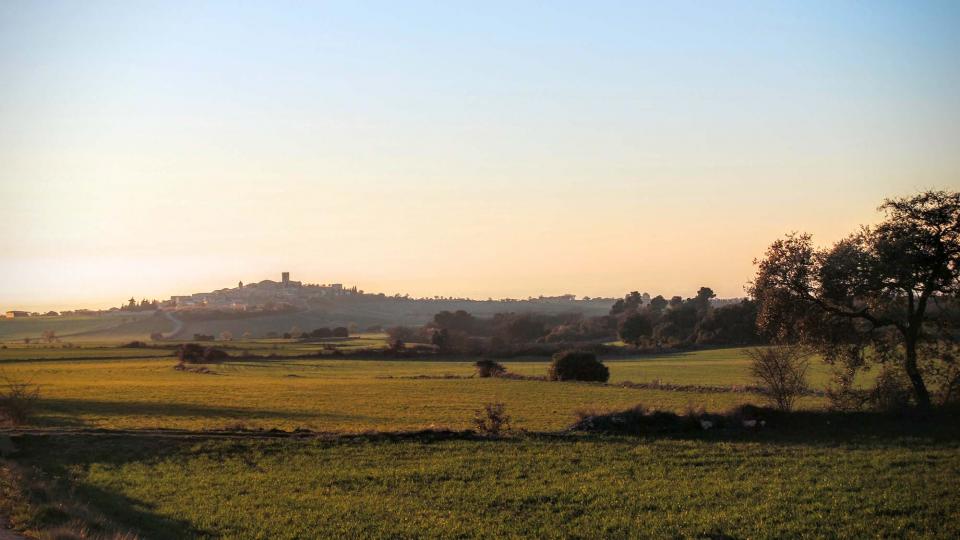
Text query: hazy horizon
3 1 959 311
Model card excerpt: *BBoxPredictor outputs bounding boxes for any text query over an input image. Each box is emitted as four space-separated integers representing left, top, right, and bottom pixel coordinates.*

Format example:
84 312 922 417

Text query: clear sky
2 1 959 310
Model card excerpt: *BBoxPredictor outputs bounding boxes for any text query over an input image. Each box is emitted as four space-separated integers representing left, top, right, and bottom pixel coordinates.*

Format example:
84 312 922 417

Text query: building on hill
4 310 30 318
281 272 302 288
165 272 356 311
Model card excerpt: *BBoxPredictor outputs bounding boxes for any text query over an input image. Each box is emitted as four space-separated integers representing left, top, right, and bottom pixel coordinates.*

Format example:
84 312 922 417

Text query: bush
746 346 810 411
178 344 228 364
571 403 775 435
474 359 506 378
548 350 609 382
868 367 914 411
309 327 333 339
203 347 230 363
473 402 511 436
0 374 40 425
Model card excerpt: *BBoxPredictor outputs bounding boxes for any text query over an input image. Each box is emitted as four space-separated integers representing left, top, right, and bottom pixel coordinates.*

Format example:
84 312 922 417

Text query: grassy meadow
0 344 837 432
2 341 956 539
9 432 958 540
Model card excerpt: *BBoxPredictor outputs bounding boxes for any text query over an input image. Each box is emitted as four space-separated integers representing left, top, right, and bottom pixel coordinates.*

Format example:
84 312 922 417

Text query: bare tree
0 371 41 425
746 346 811 411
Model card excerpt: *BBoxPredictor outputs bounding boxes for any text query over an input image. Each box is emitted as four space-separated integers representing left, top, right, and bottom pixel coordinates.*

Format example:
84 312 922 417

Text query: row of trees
614 288 759 348
120 298 160 312
386 288 762 356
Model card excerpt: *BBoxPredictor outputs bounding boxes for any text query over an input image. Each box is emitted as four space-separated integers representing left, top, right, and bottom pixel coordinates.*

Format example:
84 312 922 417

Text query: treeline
119 298 160 312
386 288 762 356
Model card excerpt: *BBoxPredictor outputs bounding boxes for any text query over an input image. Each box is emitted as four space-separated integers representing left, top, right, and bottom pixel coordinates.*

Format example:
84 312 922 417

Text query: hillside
0 296 613 342
169 296 613 339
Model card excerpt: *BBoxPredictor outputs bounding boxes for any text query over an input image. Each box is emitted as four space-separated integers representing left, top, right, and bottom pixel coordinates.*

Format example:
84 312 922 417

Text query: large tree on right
750 190 960 409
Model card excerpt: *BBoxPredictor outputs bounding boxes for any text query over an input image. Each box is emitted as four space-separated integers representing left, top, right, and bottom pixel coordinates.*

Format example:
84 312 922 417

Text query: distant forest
386 287 760 357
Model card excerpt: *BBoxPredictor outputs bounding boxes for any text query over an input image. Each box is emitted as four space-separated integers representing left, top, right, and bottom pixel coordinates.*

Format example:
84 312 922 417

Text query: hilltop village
167 272 360 311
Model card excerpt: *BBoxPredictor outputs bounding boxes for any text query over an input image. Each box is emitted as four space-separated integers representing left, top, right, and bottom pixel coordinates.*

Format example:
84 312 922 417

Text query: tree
746 346 810 412
41 330 56 343
751 190 960 409
431 328 450 350
610 291 643 316
618 312 653 346
433 310 476 333
692 287 716 314
648 295 668 314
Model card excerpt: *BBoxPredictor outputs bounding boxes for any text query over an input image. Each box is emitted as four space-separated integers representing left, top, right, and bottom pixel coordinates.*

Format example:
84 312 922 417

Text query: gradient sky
2 1 959 310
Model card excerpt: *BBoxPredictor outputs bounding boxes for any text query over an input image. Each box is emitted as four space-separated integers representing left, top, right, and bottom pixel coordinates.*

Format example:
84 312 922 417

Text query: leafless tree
746 346 811 411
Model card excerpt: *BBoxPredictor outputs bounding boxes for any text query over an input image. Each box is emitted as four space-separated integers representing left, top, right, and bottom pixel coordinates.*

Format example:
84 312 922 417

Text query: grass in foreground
8 426 960 539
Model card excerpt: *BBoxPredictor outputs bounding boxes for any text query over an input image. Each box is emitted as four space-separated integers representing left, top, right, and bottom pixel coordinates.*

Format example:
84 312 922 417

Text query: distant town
2 272 622 318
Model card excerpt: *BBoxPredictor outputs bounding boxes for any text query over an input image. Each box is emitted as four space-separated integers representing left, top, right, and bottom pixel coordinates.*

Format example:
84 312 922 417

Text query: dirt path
161 310 184 339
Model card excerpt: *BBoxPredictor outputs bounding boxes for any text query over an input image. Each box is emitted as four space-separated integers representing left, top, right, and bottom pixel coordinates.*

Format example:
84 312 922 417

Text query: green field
8 431 957 540
2 345 956 539
2 347 826 432
0 313 169 342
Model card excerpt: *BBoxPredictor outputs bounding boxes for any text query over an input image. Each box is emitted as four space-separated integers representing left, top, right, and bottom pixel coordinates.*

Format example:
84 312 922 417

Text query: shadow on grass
564 406 960 447
62 481 202 540
34 398 379 427
7 407 959 539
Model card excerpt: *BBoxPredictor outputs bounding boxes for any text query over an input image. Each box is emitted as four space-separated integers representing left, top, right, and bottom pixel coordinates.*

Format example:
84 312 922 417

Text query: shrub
178 344 228 364
473 402 511 436
868 366 914 411
746 346 810 411
178 343 205 363
203 347 230 363
0 373 40 425
121 341 147 348
548 350 609 382
474 359 506 378
922 343 960 407
309 327 333 339
825 356 871 411
571 403 775 435
572 405 688 434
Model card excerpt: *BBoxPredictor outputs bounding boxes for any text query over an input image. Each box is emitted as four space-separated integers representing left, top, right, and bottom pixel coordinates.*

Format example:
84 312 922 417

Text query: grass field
9 430 960 539
0 313 167 342
2 347 828 432
1 344 953 539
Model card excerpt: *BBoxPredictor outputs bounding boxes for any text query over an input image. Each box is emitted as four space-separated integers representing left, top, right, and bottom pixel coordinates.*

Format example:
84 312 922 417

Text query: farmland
1 342 957 538
9 431 959 540
1 344 837 432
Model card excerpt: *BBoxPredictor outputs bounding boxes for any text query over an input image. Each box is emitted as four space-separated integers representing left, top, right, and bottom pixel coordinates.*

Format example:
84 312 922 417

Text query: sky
1 1 959 311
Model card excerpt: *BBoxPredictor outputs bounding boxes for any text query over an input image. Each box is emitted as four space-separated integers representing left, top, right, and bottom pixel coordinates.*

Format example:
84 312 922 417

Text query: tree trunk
904 339 932 409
